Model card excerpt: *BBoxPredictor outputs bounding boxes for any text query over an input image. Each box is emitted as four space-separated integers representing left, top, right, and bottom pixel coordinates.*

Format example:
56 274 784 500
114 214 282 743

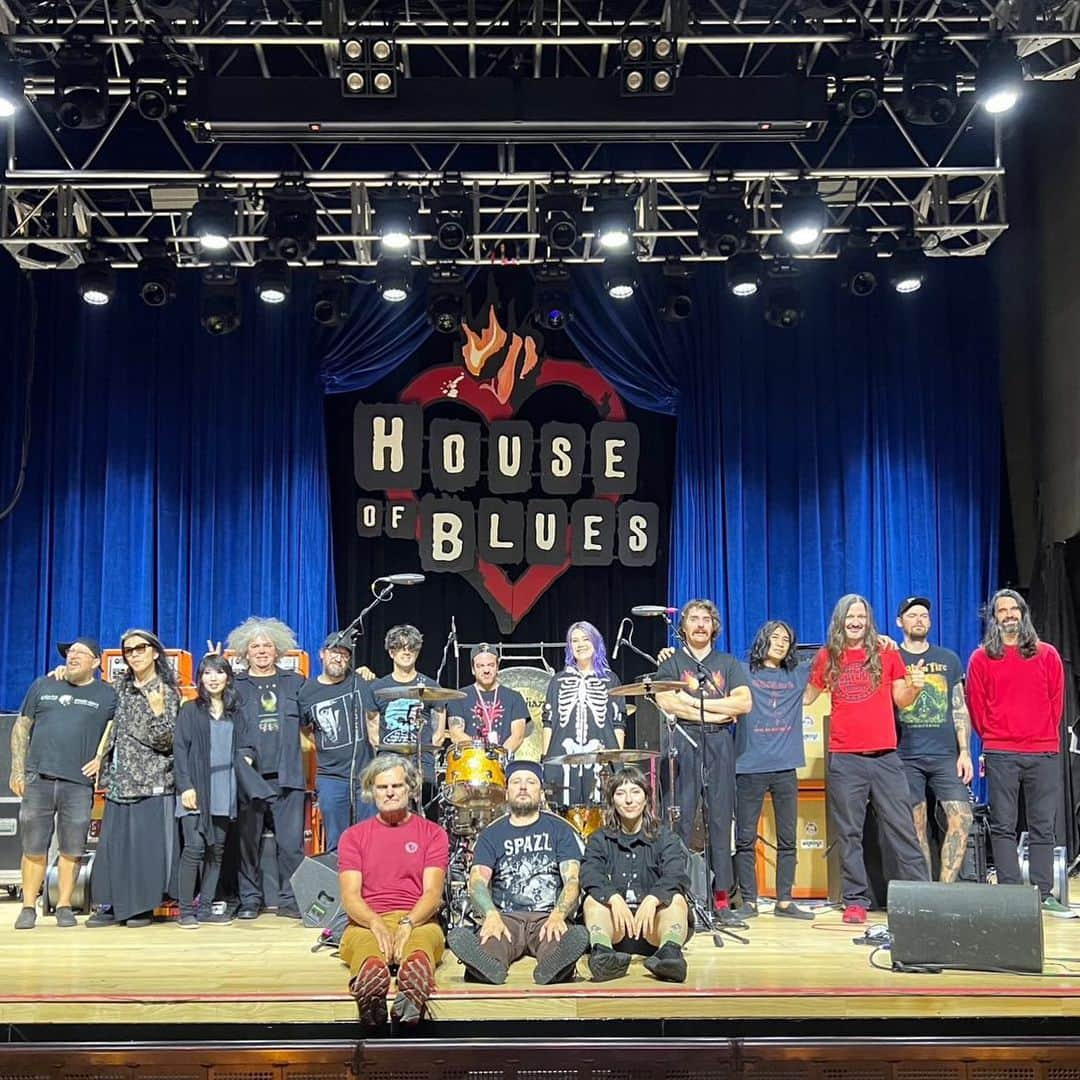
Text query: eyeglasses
65 648 95 660
122 642 153 657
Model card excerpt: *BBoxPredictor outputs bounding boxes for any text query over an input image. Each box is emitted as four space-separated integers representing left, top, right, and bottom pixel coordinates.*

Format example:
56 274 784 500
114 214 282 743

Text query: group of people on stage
7 586 1070 1024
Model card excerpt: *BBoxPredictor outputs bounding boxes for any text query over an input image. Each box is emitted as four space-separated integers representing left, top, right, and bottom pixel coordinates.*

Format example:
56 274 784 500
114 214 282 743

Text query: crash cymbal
608 678 684 697
373 685 467 703
546 748 662 767
376 742 442 755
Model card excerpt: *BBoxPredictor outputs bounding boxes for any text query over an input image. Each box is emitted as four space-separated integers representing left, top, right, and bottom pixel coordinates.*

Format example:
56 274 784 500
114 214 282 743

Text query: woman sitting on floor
580 766 692 983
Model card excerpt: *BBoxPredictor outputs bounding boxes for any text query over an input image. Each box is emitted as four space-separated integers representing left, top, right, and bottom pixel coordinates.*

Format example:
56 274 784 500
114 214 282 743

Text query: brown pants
340 911 446 976
461 911 564 969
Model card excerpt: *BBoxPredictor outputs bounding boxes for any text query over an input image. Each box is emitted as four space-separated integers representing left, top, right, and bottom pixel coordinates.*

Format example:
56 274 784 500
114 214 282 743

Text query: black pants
828 751 928 908
670 724 735 895
237 784 305 912
734 769 798 903
983 751 1059 899
179 814 230 917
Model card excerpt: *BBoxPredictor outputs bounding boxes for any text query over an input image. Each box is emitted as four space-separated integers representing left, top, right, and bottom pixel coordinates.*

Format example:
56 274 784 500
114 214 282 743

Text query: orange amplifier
223 649 310 678
101 649 194 685
797 691 829 786
754 788 831 900
179 685 198 702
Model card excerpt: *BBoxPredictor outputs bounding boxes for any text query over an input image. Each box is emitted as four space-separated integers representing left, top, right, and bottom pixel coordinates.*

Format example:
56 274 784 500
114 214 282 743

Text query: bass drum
497 666 553 763
45 850 95 913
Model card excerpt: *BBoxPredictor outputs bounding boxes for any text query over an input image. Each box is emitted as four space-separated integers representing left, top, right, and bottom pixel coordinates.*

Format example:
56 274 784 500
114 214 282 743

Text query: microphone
631 605 678 617
376 573 426 586
611 617 630 661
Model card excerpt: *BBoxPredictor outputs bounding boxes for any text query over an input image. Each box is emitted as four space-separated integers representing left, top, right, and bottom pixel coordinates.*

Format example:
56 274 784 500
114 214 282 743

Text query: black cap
506 760 545 786
897 596 932 618
57 637 102 660
470 643 499 663
322 632 355 651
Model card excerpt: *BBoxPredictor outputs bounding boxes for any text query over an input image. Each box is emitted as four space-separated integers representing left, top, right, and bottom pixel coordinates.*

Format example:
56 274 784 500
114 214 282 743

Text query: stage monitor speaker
887 880 1044 974
633 694 666 753
291 851 341 928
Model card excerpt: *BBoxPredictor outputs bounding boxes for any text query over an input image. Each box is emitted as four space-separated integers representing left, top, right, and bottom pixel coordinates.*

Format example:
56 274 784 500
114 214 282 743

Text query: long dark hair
982 588 1040 660
195 653 240 713
601 766 661 840
116 629 179 691
749 620 799 671
822 594 882 690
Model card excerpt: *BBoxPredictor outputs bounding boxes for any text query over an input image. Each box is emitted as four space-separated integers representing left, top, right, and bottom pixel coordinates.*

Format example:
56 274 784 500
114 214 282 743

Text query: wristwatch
399 916 414 929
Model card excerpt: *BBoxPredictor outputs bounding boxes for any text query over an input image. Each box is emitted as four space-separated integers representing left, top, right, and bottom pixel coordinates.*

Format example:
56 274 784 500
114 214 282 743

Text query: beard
509 795 541 818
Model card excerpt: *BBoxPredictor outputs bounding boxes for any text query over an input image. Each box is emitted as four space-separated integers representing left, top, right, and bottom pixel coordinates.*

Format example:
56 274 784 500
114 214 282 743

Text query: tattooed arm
469 863 511 944
9 714 32 797
539 858 581 942
953 682 974 783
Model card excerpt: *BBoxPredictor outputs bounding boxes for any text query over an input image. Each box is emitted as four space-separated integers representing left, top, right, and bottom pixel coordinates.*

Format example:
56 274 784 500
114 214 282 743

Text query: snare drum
444 740 507 808
565 804 603 839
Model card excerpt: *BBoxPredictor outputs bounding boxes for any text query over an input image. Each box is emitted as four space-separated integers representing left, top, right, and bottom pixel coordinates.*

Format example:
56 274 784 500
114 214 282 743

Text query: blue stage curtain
0 264 335 709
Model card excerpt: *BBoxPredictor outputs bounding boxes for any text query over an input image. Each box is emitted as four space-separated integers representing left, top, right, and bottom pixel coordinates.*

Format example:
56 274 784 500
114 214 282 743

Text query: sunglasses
122 642 154 657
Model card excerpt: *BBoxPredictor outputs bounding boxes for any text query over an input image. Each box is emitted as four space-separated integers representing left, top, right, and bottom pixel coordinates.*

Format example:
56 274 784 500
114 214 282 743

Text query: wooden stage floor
4 896 1080 1028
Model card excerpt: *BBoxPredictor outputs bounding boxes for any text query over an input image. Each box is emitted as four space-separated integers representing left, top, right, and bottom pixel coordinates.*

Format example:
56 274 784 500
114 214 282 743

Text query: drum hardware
444 741 508 809
564 804 603 840
608 678 685 698
373 685 467 703
376 742 442 755
546 748 661 767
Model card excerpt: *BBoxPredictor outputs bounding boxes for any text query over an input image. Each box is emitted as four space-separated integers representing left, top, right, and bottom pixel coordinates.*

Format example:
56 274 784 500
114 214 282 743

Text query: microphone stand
659 613 748 949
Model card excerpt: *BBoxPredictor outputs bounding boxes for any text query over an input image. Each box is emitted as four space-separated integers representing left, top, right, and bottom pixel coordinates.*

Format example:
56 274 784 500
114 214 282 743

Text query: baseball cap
470 642 499 663
897 596 932 618
57 637 102 660
506 760 545 786
322 632 354 651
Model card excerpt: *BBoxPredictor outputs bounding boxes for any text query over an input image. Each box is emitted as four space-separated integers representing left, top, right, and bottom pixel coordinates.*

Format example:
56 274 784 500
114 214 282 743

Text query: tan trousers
340 910 446 975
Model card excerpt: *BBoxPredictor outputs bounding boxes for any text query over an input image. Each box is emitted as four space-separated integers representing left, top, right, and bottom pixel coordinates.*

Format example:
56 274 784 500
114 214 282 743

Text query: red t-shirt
809 646 907 753
337 813 449 914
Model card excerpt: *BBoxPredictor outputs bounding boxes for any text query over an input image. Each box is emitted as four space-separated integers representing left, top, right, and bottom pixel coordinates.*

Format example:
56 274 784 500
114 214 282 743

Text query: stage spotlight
54 40 109 130
138 244 177 307
901 30 960 126
313 268 349 326
431 187 472 255
376 257 412 303
265 182 318 261
698 182 749 259
838 229 879 297
594 196 636 252
726 250 763 298
604 257 638 300
979 39 1023 114
533 262 572 331
620 33 677 97
781 180 827 249
129 46 179 120
374 190 418 252
660 260 693 321
835 39 891 120
255 257 292 304
539 191 582 252
764 258 803 329
0 49 24 118
889 233 926 294
200 264 241 335
77 248 116 306
426 266 466 334
340 35 398 97
189 192 235 253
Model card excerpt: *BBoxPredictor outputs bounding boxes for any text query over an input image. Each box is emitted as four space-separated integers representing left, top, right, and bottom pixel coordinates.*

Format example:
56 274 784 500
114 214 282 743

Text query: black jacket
580 824 689 907
234 668 307 790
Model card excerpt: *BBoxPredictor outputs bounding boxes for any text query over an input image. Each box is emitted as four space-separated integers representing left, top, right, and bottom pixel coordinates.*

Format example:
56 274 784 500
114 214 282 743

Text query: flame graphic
460 305 540 406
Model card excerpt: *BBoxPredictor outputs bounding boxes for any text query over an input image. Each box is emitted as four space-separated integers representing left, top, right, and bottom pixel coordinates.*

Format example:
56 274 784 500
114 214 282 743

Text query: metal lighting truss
0 0 1075 272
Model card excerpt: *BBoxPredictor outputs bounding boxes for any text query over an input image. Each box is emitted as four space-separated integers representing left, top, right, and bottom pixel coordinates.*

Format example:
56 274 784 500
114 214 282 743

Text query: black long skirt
91 795 180 922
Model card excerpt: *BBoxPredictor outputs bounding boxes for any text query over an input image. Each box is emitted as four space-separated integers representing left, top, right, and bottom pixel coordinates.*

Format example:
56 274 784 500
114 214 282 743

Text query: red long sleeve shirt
966 642 1064 753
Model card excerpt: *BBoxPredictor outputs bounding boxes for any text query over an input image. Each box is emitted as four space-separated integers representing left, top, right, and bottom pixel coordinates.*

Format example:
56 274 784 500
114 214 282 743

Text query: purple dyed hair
563 620 612 679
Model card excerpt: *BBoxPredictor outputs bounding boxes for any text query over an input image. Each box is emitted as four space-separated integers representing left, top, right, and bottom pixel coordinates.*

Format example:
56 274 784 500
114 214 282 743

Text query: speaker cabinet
888 880 1044 973
755 788 830 899
290 851 341 927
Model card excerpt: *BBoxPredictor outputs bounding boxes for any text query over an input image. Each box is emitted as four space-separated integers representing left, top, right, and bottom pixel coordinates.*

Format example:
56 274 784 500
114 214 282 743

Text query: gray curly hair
226 616 297 660
359 753 422 803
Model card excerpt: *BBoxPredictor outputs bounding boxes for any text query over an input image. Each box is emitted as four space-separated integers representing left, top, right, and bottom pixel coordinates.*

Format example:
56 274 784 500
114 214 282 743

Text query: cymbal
546 748 662 766
377 742 442 755
608 678 684 697
373 685 466 703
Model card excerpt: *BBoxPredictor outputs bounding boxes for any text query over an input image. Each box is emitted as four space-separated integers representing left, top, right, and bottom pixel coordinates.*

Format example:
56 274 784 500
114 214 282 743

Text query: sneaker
197 910 235 925
392 950 435 1026
643 942 687 983
178 914 199 929
276 906 302 920
86 910 117 927
774 903 815 921
533 925 589 985
236 906 261 920
715 906 749 928
732 902 758 920
587 944 631 982
124 915 153 928
14 907 36 930
55 906 77 928
446 927 509 985
842 905 868 925
349 956 391 1028
1042 896 1078 919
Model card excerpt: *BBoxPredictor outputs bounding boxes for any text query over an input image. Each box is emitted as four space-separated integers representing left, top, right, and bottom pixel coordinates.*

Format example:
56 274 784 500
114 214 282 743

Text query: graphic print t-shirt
20 676 116 786
299 676 371 780
363 673 442 778
809 647 907 753
472 811 583 913
446 684 531 747
735 662 810 774
896 644 964 759
655 648 749 725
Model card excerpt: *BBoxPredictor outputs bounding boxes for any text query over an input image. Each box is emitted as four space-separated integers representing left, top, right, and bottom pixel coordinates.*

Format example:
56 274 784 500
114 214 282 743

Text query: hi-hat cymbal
373 685 466 703
608 678 684 698
546 748 662 767
377 742 442 755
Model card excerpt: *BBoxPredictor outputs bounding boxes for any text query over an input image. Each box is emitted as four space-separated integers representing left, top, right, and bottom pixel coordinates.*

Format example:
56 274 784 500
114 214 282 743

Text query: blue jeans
316 776 375 851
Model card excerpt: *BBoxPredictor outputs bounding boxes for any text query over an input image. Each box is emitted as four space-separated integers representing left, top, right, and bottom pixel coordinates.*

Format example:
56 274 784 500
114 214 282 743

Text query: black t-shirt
236 670 304 779
472 811 583 913
20 676 116 787
362 672 443 779
446 684 531 747
299 675 372 780
656 647 749 724
896 644 964 758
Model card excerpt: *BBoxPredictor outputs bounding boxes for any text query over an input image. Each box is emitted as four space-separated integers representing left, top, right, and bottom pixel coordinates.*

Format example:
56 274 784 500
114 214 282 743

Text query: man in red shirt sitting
805 594 929 924
337 754 450 1026
967 588 1073 918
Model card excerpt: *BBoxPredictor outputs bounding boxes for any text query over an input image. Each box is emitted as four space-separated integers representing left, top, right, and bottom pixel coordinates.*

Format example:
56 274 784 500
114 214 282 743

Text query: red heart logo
390 355 627 632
